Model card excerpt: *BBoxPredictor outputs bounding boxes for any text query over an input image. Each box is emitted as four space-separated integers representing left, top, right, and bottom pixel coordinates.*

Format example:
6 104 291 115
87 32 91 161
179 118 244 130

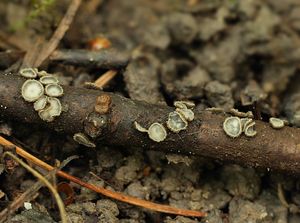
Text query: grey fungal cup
39 75 59 85
174 101 195 109
37 70 49 77
167 111 188 133
244 121 257 137
73 133 96 147
19 68 38 79
38 97 62 122
33 95 48 111
148 123 167 142
134 121 148 133
45 84 64 97
240 118 253 132
134 121 167 142
21 79 44 102
223 116 242 138
269 117 285 129
176 108 194 121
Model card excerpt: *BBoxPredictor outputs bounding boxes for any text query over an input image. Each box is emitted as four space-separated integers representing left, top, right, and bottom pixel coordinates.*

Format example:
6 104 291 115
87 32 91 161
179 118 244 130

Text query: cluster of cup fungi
134 101 195 142
20 68 64 122
19 69 287 146
223 110 286 138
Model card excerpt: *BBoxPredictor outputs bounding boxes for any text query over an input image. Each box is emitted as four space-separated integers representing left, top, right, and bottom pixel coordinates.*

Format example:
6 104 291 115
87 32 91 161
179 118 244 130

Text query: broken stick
1 74 300 174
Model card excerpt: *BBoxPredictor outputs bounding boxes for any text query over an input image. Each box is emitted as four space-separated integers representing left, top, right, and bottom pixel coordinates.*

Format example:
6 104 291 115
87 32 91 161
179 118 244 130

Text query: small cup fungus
38 97 62 122
223 116 242 138
240 118 253 132
269 117 285 129
19 68 38 79
148 123 167 142
244 121 257 137
174 101 195 109
167 111 188 133
45 84 64 97
176 108 195 121
21 80 44 102
20 68 65 122
33 95 48 111
134 121 167 142
73 133 96 147
40 75 59 85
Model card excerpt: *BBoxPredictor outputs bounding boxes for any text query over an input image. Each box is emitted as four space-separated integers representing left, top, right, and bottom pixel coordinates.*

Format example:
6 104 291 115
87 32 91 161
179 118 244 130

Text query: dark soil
1 0 300 222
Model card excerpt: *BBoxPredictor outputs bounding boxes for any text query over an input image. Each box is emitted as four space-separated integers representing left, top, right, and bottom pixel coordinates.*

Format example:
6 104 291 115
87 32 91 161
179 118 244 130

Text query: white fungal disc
45 84 63 97
240 118 253 132
39 75 59 85
38 97 62 122
19 68 37 79
176 108 195 121
174 101 187 109
148 123 167 142
244 121 257 137
73 133 96 147
174 101 195 109
33 95 48 111
167 111 188 133
37 70 49 77
38 109 54 122
269 117 285 129
47 97 62 117
21 79 44 102
223 116 242 138
134 121 148 133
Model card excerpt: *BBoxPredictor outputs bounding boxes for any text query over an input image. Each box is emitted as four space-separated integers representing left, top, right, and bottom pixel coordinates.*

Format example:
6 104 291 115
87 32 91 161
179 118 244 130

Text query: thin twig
1 152 67 223
1 74 300 174
32 0 82 67
94 69 118 88
0 136 206 217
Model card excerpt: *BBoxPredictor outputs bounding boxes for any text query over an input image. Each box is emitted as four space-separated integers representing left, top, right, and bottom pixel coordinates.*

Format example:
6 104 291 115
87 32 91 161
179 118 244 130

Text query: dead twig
22 0 82 68
94 69 118 88
1 74 300 174
0 136 206 217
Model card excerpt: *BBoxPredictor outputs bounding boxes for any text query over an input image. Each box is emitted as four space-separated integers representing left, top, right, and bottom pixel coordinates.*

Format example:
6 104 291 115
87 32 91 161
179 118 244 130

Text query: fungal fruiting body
45 84 64 97
174 101 195 109
269 117 285 129
19 68 38 79
167 111 188 133
229 108 254 118
134 100 195 141
176 108 194 121
73 133 96 148
240 118 252 132
33 95 48 111
223 116 257 138
134 121 148 133
168 100 195 132
244 121 257 137
148 123 167 142
20 68 64 122
21 80 44 102
39 75 59 85
38 97 62 122
134 121 167 142
223 117 242 138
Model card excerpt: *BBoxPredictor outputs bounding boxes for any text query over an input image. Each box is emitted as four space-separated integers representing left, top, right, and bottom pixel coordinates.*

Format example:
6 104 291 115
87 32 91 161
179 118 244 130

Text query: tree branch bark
1 74 300 174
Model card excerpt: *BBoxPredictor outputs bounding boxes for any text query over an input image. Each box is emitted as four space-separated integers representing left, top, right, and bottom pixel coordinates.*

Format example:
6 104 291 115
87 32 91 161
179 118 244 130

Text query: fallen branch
1 74 300 174
0 49 129 70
